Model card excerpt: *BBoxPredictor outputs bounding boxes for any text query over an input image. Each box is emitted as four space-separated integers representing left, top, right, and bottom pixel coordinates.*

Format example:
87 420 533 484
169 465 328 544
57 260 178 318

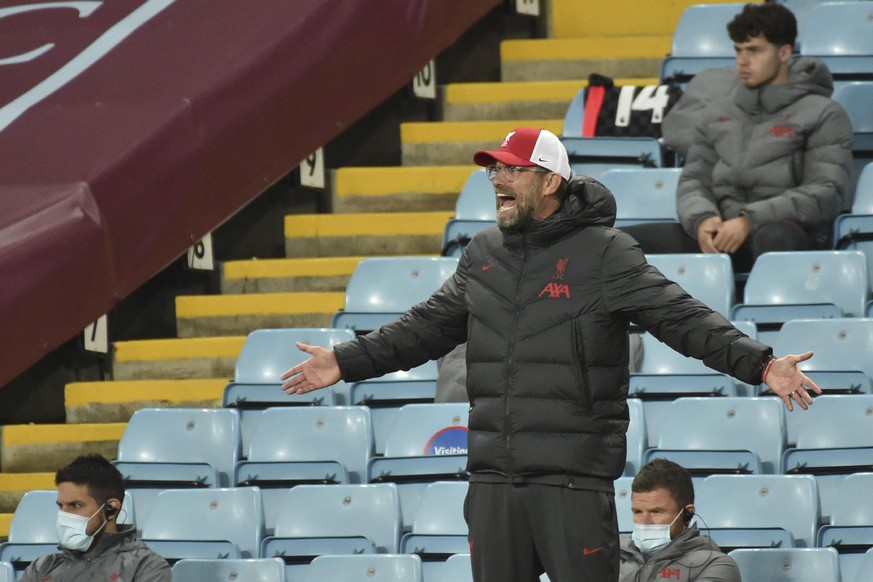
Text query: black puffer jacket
335 177 771 490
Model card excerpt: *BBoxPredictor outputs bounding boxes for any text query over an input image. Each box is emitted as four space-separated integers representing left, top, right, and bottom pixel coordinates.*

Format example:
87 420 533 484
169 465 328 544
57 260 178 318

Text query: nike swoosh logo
482 264 495 271
583 547 604 556
537 156 550 163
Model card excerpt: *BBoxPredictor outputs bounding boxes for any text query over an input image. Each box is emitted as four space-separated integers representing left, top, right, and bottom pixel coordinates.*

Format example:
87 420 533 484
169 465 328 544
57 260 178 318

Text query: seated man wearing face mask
20 454 171 582
620 459 739 582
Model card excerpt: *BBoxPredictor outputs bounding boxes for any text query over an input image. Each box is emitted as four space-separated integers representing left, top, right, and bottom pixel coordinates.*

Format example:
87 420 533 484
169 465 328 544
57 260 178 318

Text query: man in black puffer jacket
281 128 821 582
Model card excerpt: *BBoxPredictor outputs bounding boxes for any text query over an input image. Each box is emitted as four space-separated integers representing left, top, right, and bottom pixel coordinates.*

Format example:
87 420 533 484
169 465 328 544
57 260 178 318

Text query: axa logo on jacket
540 257 571 298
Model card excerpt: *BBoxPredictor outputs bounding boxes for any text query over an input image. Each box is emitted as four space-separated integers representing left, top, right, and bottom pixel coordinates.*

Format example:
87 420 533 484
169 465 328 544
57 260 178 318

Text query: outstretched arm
763 351 822 412
280 342 341 394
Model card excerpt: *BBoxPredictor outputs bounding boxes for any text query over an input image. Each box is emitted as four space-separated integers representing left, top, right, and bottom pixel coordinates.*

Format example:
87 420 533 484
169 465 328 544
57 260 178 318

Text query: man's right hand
696 216 722 253
280 342 341 394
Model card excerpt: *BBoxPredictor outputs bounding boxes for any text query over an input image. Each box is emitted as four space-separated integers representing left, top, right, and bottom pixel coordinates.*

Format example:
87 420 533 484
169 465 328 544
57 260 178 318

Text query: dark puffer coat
335 177 771 490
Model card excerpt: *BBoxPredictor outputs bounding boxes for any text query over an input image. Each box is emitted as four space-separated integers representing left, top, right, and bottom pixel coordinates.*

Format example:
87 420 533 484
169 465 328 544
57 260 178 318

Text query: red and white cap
473 128 572 181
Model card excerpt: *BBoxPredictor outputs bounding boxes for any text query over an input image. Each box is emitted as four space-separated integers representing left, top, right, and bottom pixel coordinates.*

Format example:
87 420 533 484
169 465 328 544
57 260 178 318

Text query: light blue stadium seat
0 490 135 573
646 253 736 317
369 403 469 531
625 398 647 477
731 251 868 345
560 137 663 180
728 547 840 582
171 558 286 581
141 487 264 562
261 483 401 579
696 475 820 549
835 163 873 292
400 481 469 582
437 553 473 582
851 548 873 582
614 476 635 535
817 473 873 582
644 397 786 477
659 3 744 84
599 168 681 227
833 81 873 209
782 395 873 523
303 554 423 582
0 562 13 582
114 408 241 531
331 257 459 332
350 376 437 456
442 169 497 257
224 328 354 443
773 319 873 395
800 2 873 83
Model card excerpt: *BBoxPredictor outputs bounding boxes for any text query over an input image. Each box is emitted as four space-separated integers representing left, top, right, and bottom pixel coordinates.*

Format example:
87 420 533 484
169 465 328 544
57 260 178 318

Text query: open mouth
497 194 517 211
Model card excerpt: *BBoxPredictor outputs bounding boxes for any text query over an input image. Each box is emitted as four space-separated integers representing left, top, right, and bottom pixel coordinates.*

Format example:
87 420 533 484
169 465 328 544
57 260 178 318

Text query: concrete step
0 513 9 539
284 211 454 258
500 35 670 82
220 256 362 294
330 166 472 214
0 472 55 514
1 423 126 473
175 292 345 338
112 336 246 381
401 119 563 167
65 379 226 424
441 77 658 122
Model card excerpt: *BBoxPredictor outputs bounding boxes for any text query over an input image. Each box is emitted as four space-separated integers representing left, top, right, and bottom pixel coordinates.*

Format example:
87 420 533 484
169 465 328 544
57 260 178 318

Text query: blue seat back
774 318 873 382
141 487 264 559
171 558 285 581
852 548 873 582
600 168 680 225
560 137 663 180
410 482 468 536
790 394 873 450
304 554 423 582
801 2 873 57
742 251 868 317
116 408 241 487
696 475 820 547
729 548 840 581
246 406 374 484
454 170 494 220
437 554 472 582
341 257 459 314
646 253 735 317
273 484 402 553
671 3 745 57
830 472 873 526
0 562 13 582
233 328 356 383
382 403 469 458
614 476 634 535
626 398 646 476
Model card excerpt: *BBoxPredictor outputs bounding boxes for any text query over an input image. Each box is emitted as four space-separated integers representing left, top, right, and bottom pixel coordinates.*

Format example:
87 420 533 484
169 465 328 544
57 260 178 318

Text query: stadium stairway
0 0 732 536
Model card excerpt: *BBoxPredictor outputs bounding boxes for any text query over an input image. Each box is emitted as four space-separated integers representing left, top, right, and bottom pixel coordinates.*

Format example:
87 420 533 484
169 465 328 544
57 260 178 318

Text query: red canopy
0 0 498 389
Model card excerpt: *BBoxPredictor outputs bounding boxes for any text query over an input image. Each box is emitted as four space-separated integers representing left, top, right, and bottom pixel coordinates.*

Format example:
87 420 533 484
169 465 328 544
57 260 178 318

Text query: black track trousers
465 482 619 582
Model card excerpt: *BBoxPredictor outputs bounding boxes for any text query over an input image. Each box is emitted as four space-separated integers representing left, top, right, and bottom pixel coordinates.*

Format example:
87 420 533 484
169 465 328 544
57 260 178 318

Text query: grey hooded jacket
20 525 171 582
669 57 853 247
620 527 740 582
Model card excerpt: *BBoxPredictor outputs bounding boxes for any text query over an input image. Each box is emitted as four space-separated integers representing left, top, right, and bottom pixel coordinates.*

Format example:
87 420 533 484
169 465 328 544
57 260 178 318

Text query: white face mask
56 505 107 552
631 509 684 556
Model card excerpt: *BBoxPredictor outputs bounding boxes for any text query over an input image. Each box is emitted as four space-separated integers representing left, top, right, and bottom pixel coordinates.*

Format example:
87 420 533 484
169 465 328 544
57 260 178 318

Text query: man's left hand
764 352 822 411
712 216 750 253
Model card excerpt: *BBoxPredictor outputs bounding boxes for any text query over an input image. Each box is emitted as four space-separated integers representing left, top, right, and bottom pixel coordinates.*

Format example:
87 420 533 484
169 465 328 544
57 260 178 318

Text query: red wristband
762 357 776 384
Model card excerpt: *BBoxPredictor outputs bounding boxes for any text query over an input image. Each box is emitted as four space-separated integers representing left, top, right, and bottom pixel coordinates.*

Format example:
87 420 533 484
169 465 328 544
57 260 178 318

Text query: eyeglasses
485 164 548 182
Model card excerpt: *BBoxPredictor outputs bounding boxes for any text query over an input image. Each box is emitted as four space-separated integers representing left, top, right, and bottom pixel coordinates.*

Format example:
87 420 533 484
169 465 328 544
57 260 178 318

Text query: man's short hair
55 454 125 506
632 458 694 508
727 3 797 48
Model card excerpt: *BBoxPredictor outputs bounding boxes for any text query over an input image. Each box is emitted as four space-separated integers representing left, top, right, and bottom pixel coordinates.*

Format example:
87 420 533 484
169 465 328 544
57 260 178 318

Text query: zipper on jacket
505 235 529 481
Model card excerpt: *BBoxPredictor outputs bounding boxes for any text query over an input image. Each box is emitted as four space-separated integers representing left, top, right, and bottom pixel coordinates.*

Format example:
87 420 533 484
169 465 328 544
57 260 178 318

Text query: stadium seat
441 169 497 257
171 557 286 581
625 398 647 477
773 319 873 395
599 168 681 227
646 253 736 318
141 487 264 562
851 548 873 582
782 395 873 522
234 406 374 533
400 481 469 582
437 553 473 582
560 136 663 180
728 547 840 582
800 2 873 83
350 361 439 455
0 490 135 573
224 328 354 445
731 251 868 344
817 473 873 582
835 162 873 292
303 554 423 582
614 476 635 535
331 256 459 332
659 3 744 83
0 562 12 582
644 397 786 477
368 403 470 531
695 474 820 549
834 81 873 207
261 483 401 579
113 408 241 530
